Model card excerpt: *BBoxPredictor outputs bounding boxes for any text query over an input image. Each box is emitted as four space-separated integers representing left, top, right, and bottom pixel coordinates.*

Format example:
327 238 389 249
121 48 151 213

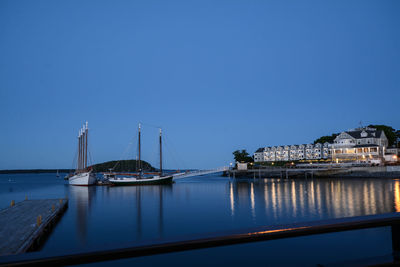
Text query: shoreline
0 169 73 174
225 165 400 179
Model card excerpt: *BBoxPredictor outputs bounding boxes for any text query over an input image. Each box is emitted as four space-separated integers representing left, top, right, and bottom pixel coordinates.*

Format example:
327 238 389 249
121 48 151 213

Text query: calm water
1 173 400 265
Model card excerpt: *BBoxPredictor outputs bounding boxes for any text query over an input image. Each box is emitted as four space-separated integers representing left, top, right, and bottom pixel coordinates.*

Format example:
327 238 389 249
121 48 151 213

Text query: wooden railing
1 212 400 266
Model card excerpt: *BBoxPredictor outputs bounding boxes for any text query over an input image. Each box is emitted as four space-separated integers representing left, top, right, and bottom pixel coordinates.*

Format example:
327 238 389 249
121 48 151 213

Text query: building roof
255 147 264 153
346 129 383 139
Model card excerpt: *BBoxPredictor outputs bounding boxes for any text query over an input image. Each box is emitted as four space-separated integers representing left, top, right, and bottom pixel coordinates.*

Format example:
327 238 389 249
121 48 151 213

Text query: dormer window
361 131 368 137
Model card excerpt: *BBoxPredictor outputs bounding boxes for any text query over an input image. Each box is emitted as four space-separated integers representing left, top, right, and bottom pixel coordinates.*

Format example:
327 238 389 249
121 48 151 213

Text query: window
370 148 378 153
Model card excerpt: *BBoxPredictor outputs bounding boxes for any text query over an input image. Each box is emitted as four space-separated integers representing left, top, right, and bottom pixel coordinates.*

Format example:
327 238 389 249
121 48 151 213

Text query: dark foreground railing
2 212 400 266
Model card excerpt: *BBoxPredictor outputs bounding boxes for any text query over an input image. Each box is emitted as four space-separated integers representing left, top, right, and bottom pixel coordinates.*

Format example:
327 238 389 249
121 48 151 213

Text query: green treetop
233 149 253 163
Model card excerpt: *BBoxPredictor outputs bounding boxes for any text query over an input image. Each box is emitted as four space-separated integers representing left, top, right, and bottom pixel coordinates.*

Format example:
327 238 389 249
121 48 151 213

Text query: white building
254 143 327 162
290 145 298 160
254 148 264 162
331 127 388 162
322 142 330 159
253 126 394 164
297 144 305 160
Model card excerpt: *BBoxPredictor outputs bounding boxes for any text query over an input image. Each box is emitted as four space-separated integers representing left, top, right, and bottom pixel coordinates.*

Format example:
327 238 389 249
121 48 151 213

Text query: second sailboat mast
138 123 141 176
159 128 162 176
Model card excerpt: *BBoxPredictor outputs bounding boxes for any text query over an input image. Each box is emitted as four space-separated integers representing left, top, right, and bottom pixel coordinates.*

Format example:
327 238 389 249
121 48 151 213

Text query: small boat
56 170 60 178
109 124 173 186
69 122 97 186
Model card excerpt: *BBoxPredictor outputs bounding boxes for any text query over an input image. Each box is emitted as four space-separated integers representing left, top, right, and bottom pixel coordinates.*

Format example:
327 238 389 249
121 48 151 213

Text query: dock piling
36 215 42 227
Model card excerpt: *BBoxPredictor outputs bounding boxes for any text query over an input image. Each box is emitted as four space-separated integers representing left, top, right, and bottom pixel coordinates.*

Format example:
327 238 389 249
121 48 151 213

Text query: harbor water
1 173 399 265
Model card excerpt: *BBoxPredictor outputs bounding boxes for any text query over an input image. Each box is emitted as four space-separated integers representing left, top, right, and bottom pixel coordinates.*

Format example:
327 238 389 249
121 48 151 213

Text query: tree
368 125 397 147
313 133 339 144
233 149 253 163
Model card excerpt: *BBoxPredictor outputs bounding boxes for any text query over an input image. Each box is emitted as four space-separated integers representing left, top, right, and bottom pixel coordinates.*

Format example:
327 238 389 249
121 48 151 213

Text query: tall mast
80 128 83 171
78 129 81 171
138 123 141 178
85 121 88 169
159 128 162 176
80 129 83 171
82 125 85 171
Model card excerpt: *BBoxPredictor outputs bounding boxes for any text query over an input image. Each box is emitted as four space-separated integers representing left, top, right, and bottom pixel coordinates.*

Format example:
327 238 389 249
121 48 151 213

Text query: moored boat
109 175 173 186
69 171 97 186
109 124 173 186
69 122 97 186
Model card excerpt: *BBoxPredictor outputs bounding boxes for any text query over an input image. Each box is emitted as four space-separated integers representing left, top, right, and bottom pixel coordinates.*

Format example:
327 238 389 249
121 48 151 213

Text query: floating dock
0 199 68 256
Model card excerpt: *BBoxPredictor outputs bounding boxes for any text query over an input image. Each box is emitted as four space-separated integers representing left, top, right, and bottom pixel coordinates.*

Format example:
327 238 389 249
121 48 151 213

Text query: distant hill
91 159 156 172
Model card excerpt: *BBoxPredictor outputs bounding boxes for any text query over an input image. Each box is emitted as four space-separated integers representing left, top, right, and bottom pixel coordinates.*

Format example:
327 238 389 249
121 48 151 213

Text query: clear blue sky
1 0 399 170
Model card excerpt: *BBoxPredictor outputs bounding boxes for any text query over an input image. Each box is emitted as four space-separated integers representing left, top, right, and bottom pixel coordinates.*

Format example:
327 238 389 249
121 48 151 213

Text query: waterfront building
254 148 264 162
331 127 388 162
305 144 313 160
283 145 290 161
297 144 305 160
322 142 330 159
312 143 322 159
386 147 399 156
254 143 326 163
276 146 284 161
270 146 277 161
253 126 393 164
290 145 298 160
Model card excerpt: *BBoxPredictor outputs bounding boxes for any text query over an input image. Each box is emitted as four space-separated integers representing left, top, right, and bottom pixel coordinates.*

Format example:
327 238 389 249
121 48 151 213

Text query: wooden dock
0 199 68 256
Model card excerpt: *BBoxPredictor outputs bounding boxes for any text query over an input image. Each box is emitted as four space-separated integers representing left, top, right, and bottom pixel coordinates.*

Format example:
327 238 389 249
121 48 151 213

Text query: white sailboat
109 124 173 186
69 121 97 186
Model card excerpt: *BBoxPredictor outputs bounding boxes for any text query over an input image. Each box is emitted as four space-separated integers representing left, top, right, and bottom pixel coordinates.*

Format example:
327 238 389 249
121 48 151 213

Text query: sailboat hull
109 175 173 186
69 172 97 186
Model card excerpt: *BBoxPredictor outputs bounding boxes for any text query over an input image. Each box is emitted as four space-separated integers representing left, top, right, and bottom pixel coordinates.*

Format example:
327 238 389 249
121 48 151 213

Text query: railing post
392 223 400 262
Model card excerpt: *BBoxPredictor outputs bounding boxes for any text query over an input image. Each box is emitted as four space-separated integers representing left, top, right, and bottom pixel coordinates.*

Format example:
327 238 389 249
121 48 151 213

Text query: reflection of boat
109 124 173 186
69 122 96 186
69 184 96 243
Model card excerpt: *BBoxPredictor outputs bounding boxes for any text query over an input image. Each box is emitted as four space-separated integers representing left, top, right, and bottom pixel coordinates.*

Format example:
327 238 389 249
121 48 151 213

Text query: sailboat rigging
108 124 173 185
69 121 97 186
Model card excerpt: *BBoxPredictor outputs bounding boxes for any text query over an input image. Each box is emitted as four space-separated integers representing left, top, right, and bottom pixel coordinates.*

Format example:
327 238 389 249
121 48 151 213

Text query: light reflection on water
0 173 400 258
228 178 397 221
